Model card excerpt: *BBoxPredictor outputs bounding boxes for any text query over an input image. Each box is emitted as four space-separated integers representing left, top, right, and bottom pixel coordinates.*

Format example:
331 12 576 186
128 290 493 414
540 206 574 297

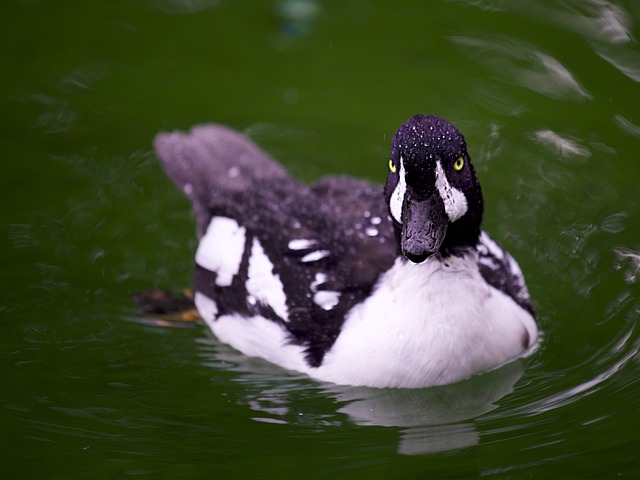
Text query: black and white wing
476 232 535 316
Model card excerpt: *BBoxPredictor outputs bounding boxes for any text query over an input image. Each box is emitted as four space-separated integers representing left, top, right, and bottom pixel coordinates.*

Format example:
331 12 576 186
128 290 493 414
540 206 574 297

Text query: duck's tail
153 124 288 236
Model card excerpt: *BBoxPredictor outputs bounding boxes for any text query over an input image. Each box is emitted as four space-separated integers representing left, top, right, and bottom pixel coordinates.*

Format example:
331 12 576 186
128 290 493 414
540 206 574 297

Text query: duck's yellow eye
389 159 397 173
453 156 465 171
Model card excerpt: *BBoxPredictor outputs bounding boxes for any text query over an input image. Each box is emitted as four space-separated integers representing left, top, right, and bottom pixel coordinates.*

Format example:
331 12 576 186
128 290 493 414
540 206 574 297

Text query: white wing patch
301 250 330 263
210 313 310 374
246 238 289 321
194 291 219 323
310 272 340 310
365 226 379 237
389 157 406 223
310 272 328 290
196 216 246 286
288 239 317 250
435 161 468 222
313 291 341 310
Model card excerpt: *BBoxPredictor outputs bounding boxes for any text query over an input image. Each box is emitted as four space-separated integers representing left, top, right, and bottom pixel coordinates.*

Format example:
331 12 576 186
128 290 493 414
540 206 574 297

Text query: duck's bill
401 193 447 263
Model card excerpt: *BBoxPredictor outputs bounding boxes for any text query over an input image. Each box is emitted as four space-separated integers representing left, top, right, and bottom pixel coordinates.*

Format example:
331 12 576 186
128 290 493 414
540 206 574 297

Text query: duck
153 114 538 388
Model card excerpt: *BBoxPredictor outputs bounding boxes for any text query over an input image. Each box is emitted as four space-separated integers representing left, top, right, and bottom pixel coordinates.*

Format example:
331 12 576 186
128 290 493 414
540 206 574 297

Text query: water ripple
533 130 591 160
525 0 633 44
595 44 640 83
528 329 638 415
455 0 633 44
451 35 592 101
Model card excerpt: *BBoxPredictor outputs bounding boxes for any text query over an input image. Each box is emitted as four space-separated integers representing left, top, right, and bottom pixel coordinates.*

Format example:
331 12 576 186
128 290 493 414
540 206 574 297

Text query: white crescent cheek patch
435 161 468 222
389 159 406 223
389 159 468 224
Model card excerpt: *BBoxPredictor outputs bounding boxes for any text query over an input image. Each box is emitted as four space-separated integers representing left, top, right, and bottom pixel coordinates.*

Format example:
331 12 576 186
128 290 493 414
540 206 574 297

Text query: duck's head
384 115 483 263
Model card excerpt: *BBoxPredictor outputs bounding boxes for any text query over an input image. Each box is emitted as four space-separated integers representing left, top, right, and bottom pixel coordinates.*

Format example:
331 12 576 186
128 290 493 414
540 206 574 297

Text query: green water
3 0 640 477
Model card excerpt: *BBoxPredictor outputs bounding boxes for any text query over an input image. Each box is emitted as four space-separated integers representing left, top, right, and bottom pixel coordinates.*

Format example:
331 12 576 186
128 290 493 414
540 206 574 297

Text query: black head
384 115 483 263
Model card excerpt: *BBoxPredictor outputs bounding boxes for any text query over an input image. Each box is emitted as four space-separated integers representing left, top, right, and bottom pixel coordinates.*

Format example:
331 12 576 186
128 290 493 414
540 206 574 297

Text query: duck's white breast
313 254 538 388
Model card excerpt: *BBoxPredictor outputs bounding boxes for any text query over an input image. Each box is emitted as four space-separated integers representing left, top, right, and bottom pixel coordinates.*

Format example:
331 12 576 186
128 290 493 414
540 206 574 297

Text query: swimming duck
154 114 538 388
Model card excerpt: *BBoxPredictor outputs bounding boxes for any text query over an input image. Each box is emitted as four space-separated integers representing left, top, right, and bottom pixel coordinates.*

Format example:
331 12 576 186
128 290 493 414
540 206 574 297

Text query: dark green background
2 0 639 478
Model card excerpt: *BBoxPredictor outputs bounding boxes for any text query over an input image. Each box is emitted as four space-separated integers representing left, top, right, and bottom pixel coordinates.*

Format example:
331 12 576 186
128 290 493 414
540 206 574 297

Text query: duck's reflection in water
200 338 526 455
326 361 525 454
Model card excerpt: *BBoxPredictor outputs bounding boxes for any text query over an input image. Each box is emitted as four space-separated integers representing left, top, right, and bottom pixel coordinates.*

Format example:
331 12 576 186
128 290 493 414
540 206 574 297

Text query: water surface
2 0 639 478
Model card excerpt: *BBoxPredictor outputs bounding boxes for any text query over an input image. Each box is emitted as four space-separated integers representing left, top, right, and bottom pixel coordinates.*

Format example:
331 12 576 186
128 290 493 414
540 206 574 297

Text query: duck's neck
439 216 482 255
